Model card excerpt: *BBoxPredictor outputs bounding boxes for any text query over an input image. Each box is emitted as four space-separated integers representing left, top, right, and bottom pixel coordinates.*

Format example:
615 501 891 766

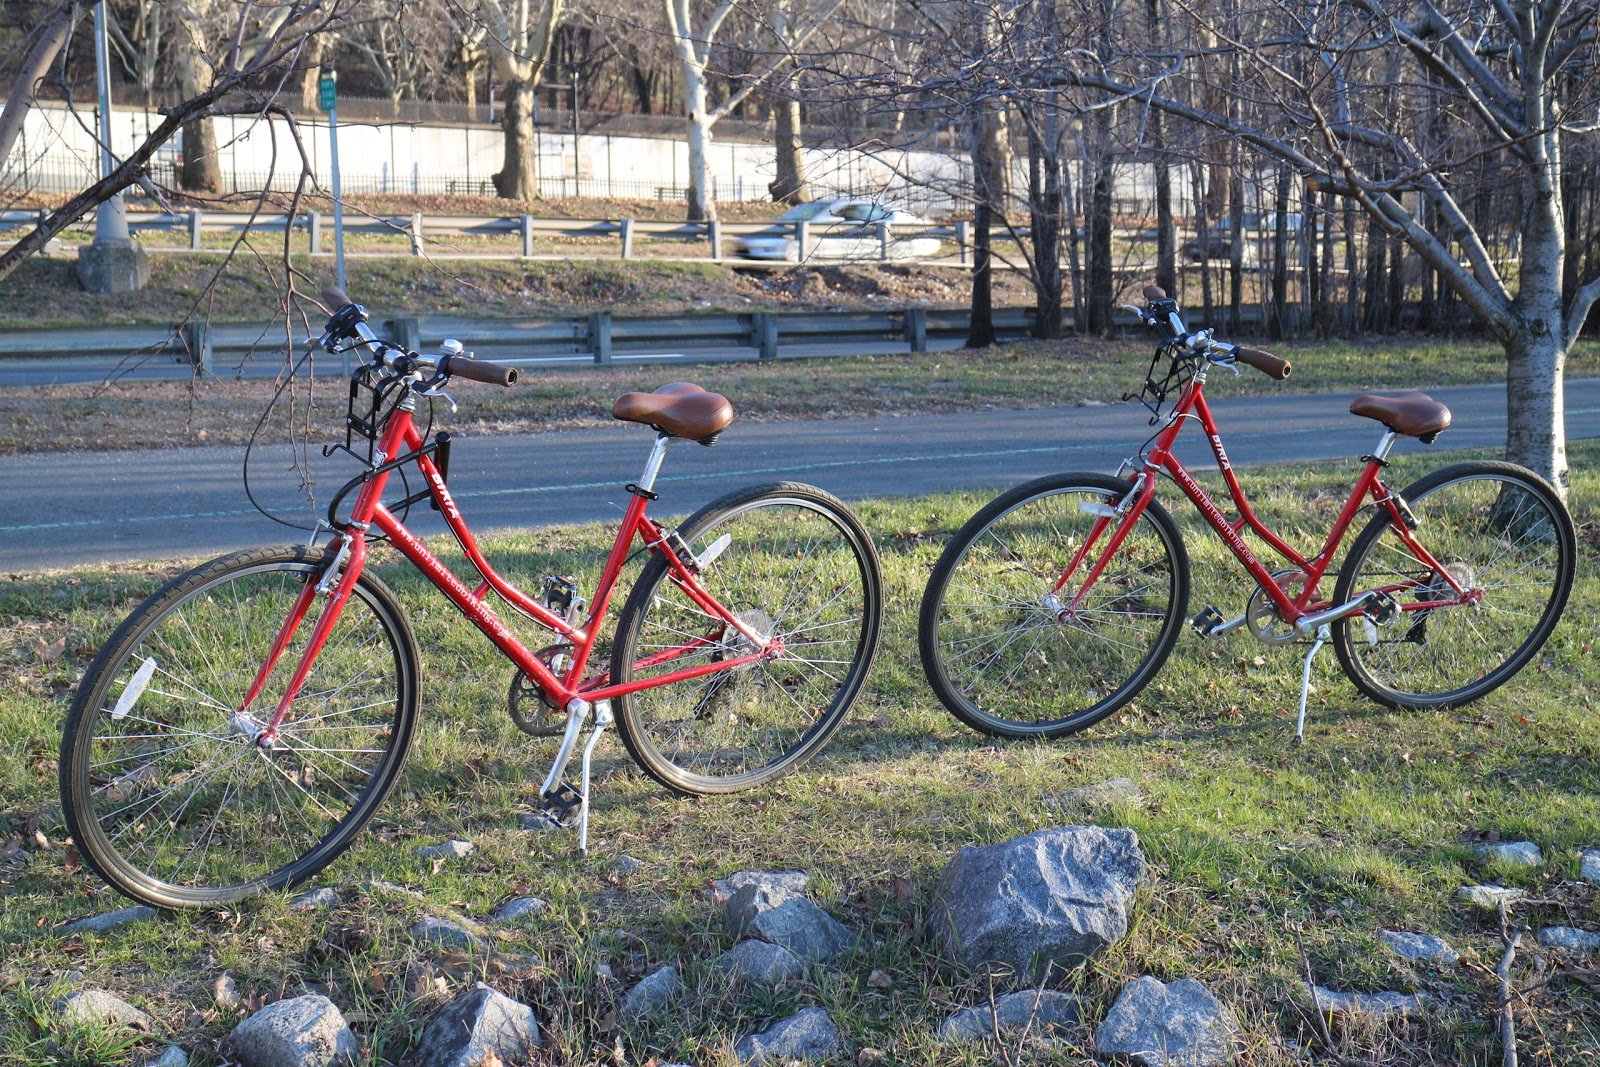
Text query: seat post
1370 429 1399 463
637 432 672 494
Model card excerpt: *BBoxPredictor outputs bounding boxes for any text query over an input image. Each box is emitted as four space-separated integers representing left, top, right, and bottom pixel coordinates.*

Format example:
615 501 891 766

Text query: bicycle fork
534 697 614 855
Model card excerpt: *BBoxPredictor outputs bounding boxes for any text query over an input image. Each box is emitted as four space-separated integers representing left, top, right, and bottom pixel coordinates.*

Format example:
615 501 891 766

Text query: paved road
2 378 1596 572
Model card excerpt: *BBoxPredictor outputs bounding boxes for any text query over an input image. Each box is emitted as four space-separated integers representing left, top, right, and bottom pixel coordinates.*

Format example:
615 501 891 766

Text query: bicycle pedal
1190 605 1224 636
1366 590 1400 625
539 781 585 829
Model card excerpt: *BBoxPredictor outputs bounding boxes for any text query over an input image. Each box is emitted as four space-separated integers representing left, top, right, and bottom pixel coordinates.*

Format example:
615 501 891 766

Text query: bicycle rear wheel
60 545 420 908
611 482 882 795
919 473 1190 738
1332 461 1574 709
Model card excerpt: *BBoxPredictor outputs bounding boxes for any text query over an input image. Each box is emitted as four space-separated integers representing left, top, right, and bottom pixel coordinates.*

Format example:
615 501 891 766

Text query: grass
4 334 1595 456
1 432 1597 1065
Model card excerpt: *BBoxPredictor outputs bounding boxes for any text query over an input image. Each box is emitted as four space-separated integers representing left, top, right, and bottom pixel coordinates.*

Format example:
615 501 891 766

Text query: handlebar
318 285 519 388
1135 284 1291 380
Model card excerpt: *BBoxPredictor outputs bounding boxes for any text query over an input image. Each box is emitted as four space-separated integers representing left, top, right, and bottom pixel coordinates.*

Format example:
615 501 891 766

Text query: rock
229 994 358 1067
1535 926 1600 952
1476 841 1542 868
937 990 1085 1043
1581 850 1600 884
411 916 487 952
619 965 680 1021
710 869 810 905
1457 884 1527 909
866 969 893 990
58 989 155 1032
1310 985 1425 1019
725 883 857 963
60 906 158 933
616 854 644 874
492 897 548 923
147 1047 189 1067
926 826 1145 981
1045 777 1145 811
291 888 339 910
1095 976 1238 1067
412 983 542 1067
414 840 475 861
714 939 806 986
734 1007 842 1063
1379 930 1459 965
517 812 560 832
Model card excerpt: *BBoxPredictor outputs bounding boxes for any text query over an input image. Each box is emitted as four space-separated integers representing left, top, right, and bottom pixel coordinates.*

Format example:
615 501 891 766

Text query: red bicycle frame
1056 360 1464 629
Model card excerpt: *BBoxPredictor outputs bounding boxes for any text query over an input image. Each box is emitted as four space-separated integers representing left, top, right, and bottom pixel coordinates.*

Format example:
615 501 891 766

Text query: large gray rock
725 883 857 963
412 983 542 1067
147 1047 189 1067
58 989 155 1031
1476 841 1542 868
734 1007 841 1063
414 840 475 861
1580 850 1600 884
927 826 1145 981
60 907 158 933
492 897 548 924
711 869 811 905
1095 976 1238 1067
290 888 339 911
714 940 805 986
1457 884 1526 909
1379 930 1459 965
620 965 681 1021
229 995 358 1067
937 990 1085 1043
1310 985 1425 1019
411 916 487 952
1536 926 1600 952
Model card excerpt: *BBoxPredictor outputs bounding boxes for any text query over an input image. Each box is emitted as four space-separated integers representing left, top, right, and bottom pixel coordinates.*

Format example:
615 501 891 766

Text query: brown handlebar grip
1234 347 1291 380
1143 284 1169 302
440 353 518 387
321 283 352 310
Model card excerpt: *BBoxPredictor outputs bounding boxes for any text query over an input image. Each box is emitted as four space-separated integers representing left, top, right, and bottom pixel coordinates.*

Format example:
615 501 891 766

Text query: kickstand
575 700 613 857
1294 624 1331 744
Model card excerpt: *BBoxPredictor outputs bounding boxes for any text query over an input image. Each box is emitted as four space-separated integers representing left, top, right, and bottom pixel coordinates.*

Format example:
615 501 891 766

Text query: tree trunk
1061 152 1084 332
174 28 222 194
1193 162 1213 324
1226 163 1243 333
769 83 808 205
1027 111 1064 340
1505 330 1568 490
0 2 79 173
494 76 539 201
1269 167 1290 341
1085 109 1114 336
298 34 324 114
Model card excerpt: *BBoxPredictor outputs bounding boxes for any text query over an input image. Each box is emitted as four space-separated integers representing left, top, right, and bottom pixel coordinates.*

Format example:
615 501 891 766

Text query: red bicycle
60 287 883 908
919 285 1574 740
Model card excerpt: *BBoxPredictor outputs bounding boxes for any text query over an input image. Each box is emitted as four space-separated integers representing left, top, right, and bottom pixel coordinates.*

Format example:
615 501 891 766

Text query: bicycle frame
1058 360 1464 629
239 398 773 746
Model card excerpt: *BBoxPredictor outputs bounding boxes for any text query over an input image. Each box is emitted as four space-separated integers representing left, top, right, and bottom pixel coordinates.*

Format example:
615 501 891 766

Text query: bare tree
458 0 565 201
343 0 455 103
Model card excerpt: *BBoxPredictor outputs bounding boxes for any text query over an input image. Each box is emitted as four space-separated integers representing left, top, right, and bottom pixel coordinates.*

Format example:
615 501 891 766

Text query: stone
414 840 475 861
1476 841 1543 868
1536 926 1600 952
1045 777 1145 811
229 994 357 1067
710 869 811 905
714 939 806 986
411 916 488 952
926 826 1145 982
60 906 158 933
1095 977 1238 1067
58 989 155 1032
1378 930 1459 965
1457 884 1527 909
616 854 644 874
619 965 680 1021
1580 850 1600 884
492 897 548 923
412 983 542 1067
734 1007 841 1063
147 1048 189 1067
937 990 1086 1043
1310 985 1425 1019
291 888 339 910
76 241 150 294
725 883 857 963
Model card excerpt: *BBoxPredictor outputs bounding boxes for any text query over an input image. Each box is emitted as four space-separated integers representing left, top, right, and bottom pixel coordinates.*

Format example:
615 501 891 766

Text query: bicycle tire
919 472 1190 738
1332 461 1574 709
60 545 420 908
611 482 882 795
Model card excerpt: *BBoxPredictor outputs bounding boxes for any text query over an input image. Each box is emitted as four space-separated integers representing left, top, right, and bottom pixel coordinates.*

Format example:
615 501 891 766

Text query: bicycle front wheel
1332 461 1574 709
60 545 420 908
919 473 1190 738
611 482 882 795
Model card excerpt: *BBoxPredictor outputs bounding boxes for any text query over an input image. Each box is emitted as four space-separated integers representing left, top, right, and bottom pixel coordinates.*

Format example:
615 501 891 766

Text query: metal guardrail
0 306 1071 372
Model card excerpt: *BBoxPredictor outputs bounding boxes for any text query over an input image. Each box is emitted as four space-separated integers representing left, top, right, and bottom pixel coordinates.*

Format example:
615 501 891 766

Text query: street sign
318 74 336 112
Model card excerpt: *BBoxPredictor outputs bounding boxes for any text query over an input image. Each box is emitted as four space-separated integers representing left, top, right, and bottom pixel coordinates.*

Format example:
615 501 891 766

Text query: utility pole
320 69 346 293
77 0 149 292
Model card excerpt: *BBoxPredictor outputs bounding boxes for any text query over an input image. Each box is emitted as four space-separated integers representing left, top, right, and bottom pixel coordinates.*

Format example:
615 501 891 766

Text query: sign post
320 72 346 294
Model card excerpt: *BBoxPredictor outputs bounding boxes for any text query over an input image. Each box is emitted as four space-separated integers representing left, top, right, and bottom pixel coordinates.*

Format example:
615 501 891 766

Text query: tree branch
0 2 81 174
1567 276 1600 342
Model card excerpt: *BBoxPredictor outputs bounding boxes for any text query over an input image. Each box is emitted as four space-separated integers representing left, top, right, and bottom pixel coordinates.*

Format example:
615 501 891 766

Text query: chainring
1246 569 1308 645
507 645 573 737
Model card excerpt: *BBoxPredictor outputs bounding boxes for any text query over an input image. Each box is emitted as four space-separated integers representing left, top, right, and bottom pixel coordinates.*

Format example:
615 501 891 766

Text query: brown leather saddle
612 382 734 444
1349 390 1452 442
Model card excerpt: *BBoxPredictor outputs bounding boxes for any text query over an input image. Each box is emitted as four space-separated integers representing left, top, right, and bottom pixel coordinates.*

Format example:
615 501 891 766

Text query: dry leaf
210 974 239 1009
892 875 912 903
476 1053 504 1067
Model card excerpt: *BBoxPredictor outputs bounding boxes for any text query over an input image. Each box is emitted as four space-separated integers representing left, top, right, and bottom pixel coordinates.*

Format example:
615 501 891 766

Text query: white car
732 199 943 262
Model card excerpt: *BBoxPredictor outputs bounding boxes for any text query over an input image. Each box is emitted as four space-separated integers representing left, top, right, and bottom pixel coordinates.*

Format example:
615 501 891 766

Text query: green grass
1 441 1597 1065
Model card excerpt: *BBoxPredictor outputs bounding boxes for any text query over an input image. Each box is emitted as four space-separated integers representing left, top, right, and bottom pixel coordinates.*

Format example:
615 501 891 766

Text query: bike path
2 378 1596 572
